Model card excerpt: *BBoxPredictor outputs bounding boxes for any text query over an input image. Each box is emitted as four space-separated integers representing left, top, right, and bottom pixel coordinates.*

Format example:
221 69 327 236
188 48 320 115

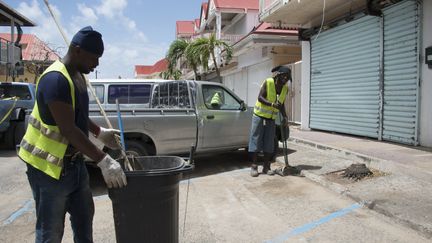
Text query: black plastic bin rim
122 156 193 176
124 164 193 176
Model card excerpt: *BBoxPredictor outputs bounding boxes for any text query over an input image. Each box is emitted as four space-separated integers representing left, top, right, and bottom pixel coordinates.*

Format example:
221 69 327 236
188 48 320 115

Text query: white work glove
97 154 127 188
97 127 122 150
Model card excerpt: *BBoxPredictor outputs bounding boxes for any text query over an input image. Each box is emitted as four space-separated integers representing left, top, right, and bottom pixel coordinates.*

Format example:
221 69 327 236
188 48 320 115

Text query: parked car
0 82 35 149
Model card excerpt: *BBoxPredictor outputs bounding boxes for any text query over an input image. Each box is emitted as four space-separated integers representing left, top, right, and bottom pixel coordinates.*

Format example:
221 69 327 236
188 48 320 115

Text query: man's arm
88 118 100 137
258 84 273 107
49 101 105 162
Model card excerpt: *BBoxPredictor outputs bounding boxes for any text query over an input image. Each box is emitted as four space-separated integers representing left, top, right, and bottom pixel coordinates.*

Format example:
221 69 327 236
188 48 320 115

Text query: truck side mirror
240 101 247 111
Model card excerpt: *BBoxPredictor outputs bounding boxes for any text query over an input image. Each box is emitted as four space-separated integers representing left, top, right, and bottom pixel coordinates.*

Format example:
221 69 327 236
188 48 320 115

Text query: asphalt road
0 145 429 242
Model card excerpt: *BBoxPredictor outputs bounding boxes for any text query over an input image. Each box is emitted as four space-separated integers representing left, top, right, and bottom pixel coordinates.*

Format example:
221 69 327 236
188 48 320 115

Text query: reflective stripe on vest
18 60 76 180
210 92 222 106
254 78 288 120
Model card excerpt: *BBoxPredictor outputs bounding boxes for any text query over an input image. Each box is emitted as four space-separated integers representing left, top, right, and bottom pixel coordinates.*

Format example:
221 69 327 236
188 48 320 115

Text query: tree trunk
211 51 222 83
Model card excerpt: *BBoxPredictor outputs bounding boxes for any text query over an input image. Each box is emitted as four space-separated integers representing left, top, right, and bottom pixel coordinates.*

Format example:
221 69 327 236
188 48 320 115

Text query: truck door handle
206 115 215 119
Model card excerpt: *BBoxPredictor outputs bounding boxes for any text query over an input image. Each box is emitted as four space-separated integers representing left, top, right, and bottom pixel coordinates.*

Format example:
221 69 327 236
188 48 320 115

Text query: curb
282 138 432 239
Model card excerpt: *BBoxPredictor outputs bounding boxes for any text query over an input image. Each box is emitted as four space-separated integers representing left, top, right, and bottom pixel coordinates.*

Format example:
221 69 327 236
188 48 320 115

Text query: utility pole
95 70 98 79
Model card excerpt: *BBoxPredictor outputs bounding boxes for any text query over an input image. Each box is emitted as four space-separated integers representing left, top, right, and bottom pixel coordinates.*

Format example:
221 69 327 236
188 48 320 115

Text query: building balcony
0 37 21 64
259 0 366 28
220 34 243 45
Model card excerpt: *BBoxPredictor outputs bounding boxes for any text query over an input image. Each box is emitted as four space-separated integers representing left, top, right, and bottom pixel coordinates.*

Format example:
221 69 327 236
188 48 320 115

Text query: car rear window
151 81 190 108
0 84 32 100
108 84 151 104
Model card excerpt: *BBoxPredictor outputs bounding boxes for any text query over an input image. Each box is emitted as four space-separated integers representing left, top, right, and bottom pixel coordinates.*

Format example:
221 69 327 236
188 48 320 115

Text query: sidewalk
278 126 432 239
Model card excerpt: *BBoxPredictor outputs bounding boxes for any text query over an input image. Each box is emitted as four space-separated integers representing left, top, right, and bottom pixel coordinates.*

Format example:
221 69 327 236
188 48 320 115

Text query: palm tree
166 39 200 80
160 69 182 80
186 33 232 83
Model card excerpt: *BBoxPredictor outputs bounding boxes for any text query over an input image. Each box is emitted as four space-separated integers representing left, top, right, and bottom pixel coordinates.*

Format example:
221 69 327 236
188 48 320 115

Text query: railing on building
260 0 280 12
0 37 21 64
220 34 243 45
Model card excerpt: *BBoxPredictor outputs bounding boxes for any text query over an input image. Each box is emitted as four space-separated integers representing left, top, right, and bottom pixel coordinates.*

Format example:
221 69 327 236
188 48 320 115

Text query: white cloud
96 0 127 19
96 42 169 79
10 0 158 79
70 3 98 34
94 0 147 42
16 0 69 55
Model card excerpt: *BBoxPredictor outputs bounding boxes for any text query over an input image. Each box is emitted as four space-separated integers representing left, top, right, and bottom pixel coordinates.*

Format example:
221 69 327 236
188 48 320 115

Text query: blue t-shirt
36 71 89 136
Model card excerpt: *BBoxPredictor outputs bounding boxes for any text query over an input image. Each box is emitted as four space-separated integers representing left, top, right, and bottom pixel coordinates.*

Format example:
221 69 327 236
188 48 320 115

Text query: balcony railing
220 34 243 45
260 0 280 13
190 33 243 45
0 37 21 64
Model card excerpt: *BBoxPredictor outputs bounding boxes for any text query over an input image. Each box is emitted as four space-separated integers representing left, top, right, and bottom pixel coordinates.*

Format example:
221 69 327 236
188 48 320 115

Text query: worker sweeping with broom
18 26 127 243
248 65 291 177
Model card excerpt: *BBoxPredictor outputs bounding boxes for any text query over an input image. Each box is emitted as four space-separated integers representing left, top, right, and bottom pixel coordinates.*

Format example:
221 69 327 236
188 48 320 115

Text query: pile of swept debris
325 163 387 184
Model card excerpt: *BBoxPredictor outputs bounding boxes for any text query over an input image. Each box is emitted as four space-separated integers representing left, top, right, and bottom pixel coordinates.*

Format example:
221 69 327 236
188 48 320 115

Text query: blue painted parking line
265 203 362 243
3 200 34 225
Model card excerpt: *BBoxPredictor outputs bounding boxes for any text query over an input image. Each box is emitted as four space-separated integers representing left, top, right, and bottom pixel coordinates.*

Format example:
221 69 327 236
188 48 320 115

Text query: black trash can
108 156 193 243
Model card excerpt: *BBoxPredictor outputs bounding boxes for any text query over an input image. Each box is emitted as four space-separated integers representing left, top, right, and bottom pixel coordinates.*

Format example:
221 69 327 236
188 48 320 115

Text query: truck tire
4 122 16 149
14 121 26 148
125 140 149 156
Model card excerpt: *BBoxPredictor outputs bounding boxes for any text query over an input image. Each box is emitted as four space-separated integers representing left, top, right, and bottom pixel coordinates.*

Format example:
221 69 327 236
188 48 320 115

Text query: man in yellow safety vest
18 26 127 242
248 65 291 177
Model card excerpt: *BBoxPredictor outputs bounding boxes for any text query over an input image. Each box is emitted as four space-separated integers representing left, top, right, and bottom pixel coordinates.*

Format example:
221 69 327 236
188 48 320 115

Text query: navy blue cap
271 65 291 74
71 26 104 56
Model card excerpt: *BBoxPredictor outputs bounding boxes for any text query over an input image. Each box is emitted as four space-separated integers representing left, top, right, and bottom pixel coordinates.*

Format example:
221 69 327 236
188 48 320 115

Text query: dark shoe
250 165 259 177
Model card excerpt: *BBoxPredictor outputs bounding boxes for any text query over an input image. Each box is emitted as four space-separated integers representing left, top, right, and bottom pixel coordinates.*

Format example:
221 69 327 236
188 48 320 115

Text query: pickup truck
0 82 35 149
89 79 289 156
88 79 254 156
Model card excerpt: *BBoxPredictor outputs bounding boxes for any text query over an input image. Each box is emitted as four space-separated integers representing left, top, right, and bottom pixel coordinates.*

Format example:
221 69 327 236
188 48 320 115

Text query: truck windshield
0 84 32 100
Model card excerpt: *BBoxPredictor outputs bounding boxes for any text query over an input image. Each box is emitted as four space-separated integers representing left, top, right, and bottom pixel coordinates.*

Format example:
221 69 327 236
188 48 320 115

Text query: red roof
213 0 259 10
151 59 168 73
200 2 208 20
135 58 168 75
176 21 195 36
134 65 153 75
0 33 59 61
254 22 298 35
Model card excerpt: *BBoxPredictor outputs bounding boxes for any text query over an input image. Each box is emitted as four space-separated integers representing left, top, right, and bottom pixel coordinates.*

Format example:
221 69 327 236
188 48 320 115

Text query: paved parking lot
0 145 429 242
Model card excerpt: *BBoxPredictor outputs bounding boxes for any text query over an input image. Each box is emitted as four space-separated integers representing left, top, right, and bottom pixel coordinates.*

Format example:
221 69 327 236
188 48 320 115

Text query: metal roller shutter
383 0 419 145
310 16 381 138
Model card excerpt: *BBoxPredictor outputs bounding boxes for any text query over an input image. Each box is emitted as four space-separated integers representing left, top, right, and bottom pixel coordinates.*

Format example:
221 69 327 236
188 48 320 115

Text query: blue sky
2 0 204 79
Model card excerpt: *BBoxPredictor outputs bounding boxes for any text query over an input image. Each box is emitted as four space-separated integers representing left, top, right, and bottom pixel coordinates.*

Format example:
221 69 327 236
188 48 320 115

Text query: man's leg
248 115 263 177
26 164 68 243
249 152 259 177
68 160 95 243
262 119 276 175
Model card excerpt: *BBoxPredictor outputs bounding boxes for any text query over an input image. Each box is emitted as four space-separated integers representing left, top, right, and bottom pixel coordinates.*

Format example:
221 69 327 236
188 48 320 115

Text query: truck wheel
14 121 26 148
125 140 149 157
4 122 16 149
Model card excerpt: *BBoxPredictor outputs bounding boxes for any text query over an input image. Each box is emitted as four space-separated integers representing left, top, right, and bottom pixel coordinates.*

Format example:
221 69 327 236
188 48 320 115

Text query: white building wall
300 41 311 130
420 0 432 146
226 11 259 35
238 48 268 68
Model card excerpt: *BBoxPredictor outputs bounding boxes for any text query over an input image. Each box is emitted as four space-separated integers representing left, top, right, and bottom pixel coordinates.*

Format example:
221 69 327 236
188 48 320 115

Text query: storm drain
325 163 387 184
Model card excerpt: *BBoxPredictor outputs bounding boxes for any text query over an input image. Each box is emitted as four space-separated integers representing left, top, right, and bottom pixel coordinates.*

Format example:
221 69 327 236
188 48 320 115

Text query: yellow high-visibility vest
210 92 222 106
18 60 76 180
254 78 287 120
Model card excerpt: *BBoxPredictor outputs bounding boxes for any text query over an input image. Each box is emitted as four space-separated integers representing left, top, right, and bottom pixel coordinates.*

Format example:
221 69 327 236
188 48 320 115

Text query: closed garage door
382 0 420 145
310 15 381 138
310 0 420 145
